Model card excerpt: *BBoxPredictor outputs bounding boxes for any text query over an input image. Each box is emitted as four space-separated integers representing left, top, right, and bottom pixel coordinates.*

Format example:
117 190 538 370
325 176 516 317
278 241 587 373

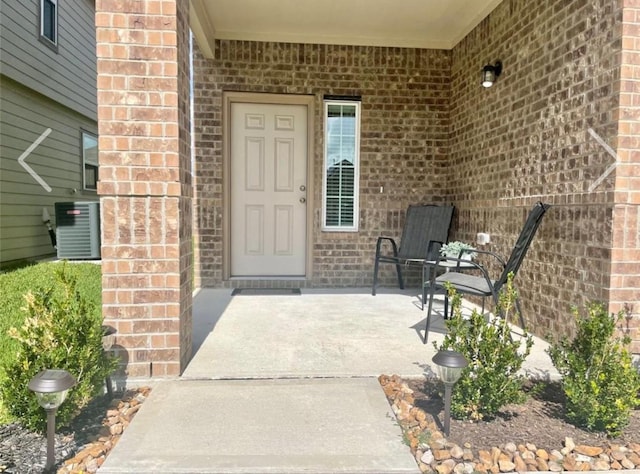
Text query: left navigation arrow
18 128 53 192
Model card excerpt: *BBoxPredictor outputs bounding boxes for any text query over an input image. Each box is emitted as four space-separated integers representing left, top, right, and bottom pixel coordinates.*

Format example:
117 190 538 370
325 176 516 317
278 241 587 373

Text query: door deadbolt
299 197 306 203
299 185 306 191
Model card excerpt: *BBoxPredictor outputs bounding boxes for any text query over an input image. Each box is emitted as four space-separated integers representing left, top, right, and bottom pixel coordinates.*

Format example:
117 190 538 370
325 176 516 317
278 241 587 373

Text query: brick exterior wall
448 0 640 351
613 0 640 351
193 43 451 289
96 0 192 378
193 0 639 352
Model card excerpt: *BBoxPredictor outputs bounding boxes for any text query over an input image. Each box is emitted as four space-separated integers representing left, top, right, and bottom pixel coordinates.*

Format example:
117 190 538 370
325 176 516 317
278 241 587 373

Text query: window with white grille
322 100 360 231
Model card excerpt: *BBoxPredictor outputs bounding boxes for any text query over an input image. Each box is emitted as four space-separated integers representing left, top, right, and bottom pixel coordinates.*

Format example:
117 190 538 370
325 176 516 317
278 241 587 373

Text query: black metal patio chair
422 201 551 343
372 204 454 296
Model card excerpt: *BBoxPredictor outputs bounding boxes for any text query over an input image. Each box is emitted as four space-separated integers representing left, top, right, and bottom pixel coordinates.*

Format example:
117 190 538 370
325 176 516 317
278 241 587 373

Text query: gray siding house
0 0 98 266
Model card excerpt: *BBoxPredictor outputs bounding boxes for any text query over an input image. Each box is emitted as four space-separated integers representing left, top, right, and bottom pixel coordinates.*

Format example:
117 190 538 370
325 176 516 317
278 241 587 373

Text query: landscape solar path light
28 369 76 472
432 350 468 437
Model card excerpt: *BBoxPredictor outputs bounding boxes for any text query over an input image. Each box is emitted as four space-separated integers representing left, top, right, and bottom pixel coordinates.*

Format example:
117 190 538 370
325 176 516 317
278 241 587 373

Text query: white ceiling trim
209 30 455 50
447 0 503 48
190 0 503 59
190 0 216 58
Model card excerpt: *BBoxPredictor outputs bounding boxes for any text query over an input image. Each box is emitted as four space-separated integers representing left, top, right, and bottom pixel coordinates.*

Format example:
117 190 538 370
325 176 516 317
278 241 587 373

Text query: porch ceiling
190 0 502 58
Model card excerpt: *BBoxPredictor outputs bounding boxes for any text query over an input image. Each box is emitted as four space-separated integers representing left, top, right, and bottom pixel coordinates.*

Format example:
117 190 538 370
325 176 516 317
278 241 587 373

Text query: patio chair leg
487 292 500 325
515 297 526 330
444 296 449 320
423 282 438 344
421 264 428 310
395 263 404 290
422 262 440 310
372 257 380 296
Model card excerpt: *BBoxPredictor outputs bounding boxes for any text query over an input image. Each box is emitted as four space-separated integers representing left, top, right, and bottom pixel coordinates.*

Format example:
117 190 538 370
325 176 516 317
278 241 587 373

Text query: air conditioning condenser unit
55 201 101 259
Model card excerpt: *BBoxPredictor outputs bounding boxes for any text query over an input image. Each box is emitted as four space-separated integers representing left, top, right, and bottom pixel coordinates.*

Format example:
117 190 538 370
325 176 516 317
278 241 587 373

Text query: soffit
190 0 502 58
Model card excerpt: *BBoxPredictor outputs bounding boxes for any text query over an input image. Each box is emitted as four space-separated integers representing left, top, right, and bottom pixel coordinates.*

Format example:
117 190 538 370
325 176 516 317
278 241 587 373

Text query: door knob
299 185 306 191
299 197 306 203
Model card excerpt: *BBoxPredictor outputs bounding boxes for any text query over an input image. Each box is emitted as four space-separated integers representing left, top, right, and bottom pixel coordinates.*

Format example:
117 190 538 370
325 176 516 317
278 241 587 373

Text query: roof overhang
190 0 502 59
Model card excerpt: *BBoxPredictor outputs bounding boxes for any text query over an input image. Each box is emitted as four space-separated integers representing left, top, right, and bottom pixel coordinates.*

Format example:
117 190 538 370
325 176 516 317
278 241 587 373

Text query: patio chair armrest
471 248 507 268
375 236 399 258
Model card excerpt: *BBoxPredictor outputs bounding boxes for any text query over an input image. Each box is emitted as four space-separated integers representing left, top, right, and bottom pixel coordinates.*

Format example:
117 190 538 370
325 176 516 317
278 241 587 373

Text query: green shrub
0 262 102 373
434 274 533 421
547 303 640 437
0 264 117 432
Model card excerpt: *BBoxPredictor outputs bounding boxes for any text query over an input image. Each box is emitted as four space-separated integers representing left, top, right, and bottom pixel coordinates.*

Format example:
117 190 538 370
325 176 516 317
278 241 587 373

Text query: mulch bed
406 377 640 452
0 387 150 474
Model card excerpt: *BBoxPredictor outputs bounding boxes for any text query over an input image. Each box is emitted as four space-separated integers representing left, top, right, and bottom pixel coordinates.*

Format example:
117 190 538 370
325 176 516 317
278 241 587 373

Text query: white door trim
222 92 315 280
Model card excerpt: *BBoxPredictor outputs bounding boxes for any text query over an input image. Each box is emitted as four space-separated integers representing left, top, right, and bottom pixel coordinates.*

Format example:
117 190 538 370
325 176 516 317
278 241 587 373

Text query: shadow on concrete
190 288 234 359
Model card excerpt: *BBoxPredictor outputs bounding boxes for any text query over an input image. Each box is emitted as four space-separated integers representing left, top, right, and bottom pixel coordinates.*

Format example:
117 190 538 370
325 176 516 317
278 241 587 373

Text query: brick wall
96 0 192 378
449 0 640 349
193 43 451 288
612 0 640 351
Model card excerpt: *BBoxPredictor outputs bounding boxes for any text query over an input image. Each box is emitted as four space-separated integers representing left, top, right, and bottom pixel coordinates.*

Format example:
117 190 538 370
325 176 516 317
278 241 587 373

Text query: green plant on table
434 273 533 421
547 303 640 437
439 241 476 259
0 263 117 432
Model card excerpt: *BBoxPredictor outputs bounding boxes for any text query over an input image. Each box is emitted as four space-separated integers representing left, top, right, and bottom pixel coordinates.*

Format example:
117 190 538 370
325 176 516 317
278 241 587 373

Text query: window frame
39 0 58 51
81 131 98 192
322 99 361 232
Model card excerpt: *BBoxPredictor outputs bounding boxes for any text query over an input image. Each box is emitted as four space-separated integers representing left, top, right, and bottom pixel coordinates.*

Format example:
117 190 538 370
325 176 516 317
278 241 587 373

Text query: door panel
230 102 307 276
244 205 264 255
245 138 264 190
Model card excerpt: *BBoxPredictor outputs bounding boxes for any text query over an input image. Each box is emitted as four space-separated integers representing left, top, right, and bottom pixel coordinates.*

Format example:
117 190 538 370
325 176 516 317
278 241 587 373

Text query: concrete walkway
99 288 558 474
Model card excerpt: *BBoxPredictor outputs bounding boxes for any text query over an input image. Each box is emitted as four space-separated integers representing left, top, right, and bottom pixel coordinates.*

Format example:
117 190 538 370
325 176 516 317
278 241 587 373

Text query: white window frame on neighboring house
39 0 58 49
322 99 361 232
82 131 98 191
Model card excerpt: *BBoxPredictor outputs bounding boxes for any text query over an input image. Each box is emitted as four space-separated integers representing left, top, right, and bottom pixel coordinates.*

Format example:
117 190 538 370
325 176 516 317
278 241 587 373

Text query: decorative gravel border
57 387 151 473
380 374 640 473
0 387 151 474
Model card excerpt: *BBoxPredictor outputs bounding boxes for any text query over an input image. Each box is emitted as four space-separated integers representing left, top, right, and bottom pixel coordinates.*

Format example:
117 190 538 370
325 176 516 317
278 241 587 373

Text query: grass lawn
0 261 102 423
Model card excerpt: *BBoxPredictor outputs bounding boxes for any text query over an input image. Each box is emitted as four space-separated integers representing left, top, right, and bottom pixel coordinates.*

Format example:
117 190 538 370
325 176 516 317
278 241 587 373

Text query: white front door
230 102 308 277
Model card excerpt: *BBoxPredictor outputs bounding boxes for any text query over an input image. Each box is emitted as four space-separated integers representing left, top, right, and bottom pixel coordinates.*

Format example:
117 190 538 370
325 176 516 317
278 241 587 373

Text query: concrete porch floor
100 287 559 474
185 287 558 380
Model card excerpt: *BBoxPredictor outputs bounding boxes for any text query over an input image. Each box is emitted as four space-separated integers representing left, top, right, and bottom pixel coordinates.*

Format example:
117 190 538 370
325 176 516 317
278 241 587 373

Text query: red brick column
96 0 192 378
611 1 640 353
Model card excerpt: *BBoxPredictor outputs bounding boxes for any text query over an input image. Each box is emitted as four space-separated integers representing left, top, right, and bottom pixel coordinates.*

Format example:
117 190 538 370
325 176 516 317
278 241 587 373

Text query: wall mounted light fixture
481 61 502 88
